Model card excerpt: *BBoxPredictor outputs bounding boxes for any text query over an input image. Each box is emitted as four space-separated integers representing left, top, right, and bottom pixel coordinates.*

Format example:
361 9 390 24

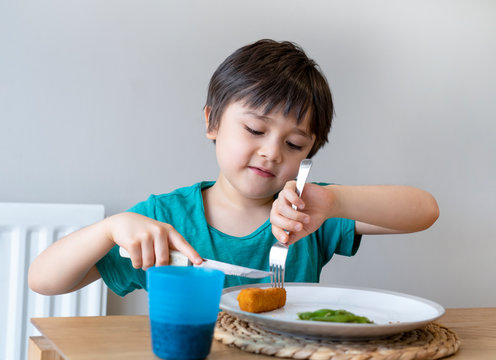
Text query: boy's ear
204 106 217 140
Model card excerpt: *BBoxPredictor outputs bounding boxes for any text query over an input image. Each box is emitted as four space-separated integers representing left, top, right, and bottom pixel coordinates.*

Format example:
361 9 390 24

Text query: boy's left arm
270 182 439 245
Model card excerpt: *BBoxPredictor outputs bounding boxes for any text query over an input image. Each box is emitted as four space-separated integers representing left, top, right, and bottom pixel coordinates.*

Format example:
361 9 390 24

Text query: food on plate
297 309 373 323
237 287 286 313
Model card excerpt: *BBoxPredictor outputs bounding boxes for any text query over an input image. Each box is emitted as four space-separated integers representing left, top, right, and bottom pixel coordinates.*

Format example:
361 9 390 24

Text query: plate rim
219 282 445 337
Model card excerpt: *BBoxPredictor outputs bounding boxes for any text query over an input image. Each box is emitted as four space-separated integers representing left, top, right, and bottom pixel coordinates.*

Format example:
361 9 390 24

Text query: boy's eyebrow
244 110 313 139
245 110 270 121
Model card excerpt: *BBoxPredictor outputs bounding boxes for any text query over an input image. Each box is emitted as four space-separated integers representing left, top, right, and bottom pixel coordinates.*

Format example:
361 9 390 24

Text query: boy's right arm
28 212 202 296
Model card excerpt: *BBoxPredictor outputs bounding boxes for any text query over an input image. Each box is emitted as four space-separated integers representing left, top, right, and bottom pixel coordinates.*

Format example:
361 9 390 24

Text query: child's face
206 101 316 200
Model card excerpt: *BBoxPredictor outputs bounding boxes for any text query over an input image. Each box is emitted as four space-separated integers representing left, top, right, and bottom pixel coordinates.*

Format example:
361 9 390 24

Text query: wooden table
30 308 496 360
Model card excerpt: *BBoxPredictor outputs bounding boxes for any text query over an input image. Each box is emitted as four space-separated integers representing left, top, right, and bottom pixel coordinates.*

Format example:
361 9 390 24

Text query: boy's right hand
106 212 203 270
270 181 334 245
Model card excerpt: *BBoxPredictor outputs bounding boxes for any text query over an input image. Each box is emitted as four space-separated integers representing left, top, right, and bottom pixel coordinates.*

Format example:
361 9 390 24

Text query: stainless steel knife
119 247 271 279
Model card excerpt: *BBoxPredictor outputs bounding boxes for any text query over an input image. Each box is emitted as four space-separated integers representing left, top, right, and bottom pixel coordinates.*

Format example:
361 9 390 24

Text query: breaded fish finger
237 287 286 313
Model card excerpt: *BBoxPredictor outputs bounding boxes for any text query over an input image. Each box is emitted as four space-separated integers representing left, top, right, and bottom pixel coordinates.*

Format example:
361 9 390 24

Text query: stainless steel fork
269 159 313 288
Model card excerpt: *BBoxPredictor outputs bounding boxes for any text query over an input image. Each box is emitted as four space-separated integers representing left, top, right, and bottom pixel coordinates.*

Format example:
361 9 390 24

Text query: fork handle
293 159 313 209
286 159 313 227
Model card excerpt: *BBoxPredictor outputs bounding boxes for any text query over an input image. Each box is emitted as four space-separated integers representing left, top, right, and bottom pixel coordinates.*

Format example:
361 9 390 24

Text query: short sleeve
317 217 362 265
126 195 157 218
96 245 147 296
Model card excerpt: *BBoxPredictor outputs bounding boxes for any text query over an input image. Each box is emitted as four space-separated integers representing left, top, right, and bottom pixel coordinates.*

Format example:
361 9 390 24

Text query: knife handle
119 247 193 267
169 250 193 266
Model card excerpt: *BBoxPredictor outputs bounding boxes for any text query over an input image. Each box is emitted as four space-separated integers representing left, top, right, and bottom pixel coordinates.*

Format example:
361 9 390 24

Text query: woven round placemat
214 312 460 360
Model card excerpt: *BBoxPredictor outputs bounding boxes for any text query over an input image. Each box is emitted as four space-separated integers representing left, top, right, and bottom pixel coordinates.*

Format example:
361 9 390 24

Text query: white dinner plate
219 283 445 339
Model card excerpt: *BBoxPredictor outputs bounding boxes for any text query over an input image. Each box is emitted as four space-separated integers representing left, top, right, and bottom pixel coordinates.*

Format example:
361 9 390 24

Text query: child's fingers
167 226 203 265
283 180 297 191
141 235 156 270
278 226 306 245
272 226 290 244
276 202 310 224
280 184 305 209
153 235 170 267
125 241 144 269
271 215 304 236
272 197 310 225
272 225 306 246
285 233 303 246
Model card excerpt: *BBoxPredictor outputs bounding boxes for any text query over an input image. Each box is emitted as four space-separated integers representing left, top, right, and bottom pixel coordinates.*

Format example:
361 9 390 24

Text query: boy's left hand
270 181 334 245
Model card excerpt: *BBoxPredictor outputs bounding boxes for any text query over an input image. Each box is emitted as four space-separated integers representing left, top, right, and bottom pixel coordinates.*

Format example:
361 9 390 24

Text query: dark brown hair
205 39 334 158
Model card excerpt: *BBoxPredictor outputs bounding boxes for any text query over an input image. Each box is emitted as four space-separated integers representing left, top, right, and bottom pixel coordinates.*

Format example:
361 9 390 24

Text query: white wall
1 0 494 315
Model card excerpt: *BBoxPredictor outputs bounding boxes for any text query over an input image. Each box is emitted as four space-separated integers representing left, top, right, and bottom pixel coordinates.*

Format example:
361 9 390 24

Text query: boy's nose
258 140 282 163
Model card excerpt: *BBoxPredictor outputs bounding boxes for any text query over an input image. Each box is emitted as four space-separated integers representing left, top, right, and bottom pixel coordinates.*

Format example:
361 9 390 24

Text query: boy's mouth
248 166 275 178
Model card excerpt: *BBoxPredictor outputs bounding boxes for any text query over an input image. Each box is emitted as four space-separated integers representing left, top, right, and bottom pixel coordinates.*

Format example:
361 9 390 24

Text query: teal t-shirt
96 181 361 296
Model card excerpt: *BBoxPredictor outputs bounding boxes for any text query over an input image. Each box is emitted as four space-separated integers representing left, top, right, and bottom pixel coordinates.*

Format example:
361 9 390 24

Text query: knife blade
119 247 271 279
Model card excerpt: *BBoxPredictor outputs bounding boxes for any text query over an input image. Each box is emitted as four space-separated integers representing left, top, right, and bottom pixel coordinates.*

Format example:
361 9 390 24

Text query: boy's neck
202 176 274 237
210 175 274 209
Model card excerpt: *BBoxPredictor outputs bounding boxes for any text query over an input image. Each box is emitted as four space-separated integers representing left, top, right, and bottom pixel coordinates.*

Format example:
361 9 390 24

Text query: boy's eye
245 126 264 135
287 141 303 150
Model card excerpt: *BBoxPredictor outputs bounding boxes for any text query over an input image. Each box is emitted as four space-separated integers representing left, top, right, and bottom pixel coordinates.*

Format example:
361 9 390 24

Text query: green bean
297 309 373 323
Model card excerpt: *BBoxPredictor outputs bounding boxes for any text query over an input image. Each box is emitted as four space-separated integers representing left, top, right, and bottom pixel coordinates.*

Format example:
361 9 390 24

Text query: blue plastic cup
147 266 225 360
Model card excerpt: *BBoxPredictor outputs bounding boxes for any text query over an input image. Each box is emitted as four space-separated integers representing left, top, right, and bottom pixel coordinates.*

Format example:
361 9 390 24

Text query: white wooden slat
0 202 107 360
5 227 27 360
82 278 108 315
0 227 11 359
31 228 51 320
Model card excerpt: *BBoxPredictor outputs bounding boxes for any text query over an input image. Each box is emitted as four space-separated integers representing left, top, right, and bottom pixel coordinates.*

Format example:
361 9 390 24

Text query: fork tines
270 263 284 288
269 242 288 288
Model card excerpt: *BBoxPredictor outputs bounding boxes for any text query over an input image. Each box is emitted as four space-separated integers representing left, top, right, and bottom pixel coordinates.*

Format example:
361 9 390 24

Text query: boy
29 39 439 296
